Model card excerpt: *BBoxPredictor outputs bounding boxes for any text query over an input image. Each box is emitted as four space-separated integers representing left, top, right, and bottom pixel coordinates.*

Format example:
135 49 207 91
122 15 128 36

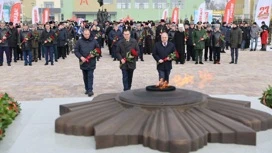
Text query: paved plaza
0 46 272 101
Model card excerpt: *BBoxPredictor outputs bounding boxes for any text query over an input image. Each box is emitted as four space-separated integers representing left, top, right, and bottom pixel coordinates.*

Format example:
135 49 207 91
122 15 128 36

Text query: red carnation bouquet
0 31 10 43
111 36 119 47
55 30 60 37
80 48 101 65
19 32 32 49
216 34 225 46
95 32 102 38
43 34 55 45
159 50 179 64
120 48 138 67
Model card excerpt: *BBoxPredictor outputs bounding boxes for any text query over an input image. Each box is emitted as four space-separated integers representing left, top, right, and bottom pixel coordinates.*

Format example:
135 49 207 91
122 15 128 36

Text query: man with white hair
174 24 186 64
152 32 176 83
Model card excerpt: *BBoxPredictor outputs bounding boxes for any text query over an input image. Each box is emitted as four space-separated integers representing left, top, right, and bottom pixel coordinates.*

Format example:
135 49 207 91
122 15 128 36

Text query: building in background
20 0 36 22
36 0 61 22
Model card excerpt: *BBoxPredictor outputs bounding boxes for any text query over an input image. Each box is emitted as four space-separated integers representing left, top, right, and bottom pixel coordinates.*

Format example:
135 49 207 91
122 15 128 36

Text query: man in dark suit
74 29 100 97
116 29 140 91
152 32 176 83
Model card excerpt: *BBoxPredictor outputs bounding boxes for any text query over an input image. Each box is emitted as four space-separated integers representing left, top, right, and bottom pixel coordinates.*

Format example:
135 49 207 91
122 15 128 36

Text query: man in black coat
57 23 68 59
40 23 55 65
19 23 33 66
155 19 167 42
8 22 18 63
74 29 100 97
0 21 11 66
116 29 140 91
152 32 176 83
186 22 195 61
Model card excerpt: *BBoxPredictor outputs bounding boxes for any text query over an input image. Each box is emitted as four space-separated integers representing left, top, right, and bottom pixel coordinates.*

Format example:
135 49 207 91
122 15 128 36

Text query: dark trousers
231 48 239 63
38 43 42 59
112 45 117 59
204 46 213 60
17 45 23 60
195 49 203 63
65 44 69 56
44 46 54 64
122 69 134 91
9 47 18 62
186 45 195 61
158 69 171 83
23 50 32 65
58 46 66 59
53 45 58 61
82 69 94 92
0 46 11 64
225 41 230 50
32 48 38 61
176 50 185 64
138 45 144 60
213 47 221 62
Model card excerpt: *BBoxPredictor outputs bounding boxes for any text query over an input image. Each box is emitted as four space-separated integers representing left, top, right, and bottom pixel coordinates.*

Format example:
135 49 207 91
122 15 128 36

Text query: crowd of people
0 18 269 96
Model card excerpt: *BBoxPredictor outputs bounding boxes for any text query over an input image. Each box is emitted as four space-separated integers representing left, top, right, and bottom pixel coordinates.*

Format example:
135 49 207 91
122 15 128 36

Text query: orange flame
156 78 169 89
171 74 194 87
198 70 214 89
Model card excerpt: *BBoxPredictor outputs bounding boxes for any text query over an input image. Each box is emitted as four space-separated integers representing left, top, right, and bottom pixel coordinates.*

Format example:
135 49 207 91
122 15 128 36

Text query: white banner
161 9 168 21
255 0 272 26
32 6 40 24
0 0 4 21
197 2 206 23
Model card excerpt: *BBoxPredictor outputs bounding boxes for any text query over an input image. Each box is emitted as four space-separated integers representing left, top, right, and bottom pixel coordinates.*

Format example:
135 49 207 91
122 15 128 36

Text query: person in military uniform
19 23 33 66
143 22 154 54
155 19 167 42
134 23 144 61
0 20 11 66
192 22 206 64
37 23 44 60
31 24 40 62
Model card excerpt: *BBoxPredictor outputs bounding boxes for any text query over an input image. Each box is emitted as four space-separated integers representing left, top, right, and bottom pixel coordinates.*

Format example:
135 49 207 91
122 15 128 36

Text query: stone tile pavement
0 46 272 101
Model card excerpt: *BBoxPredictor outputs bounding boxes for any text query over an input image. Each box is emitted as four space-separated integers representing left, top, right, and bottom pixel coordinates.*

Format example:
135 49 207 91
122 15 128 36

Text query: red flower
95 48 101 55
131 48 138 57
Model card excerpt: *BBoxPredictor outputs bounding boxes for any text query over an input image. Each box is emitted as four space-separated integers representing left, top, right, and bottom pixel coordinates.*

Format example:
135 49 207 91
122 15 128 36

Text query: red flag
10 2 21 24
171 7 179 24
43 8 50 24
223 0 236 23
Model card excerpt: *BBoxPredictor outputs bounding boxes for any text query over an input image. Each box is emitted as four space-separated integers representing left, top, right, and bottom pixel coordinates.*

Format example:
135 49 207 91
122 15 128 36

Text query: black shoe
214 62 216 64
199 62 204 64
55 60 58 62
250 49 253 51
14 60 17 63
113 58 117 61
176 62 178 64
209 59 213 61
34 60 37 62
229 62 234 64
85 91 88 95
88 91 94 97
44 63 48 65
24 64 27 66
0 63 2 66
7 63 11 66
51 63 54 65
195 62 198 64
254 49 256 51
205 59 207 61
141 59 144 61
29 64 32 66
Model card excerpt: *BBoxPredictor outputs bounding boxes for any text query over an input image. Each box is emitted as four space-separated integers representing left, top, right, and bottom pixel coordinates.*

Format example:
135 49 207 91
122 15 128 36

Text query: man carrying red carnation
152 32 176 83
74 29 100 96
116 29 140 91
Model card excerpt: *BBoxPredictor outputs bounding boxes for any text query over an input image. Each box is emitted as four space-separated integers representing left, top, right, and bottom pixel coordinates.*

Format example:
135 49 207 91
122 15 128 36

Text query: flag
10 2 21 24
32 6 40 24
223 0 236 23
43 8 50 24
205 10 213 23
197 2 205 22
254 0 272 26
162 9 168 21
171 7 179 24
0 0 4 21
